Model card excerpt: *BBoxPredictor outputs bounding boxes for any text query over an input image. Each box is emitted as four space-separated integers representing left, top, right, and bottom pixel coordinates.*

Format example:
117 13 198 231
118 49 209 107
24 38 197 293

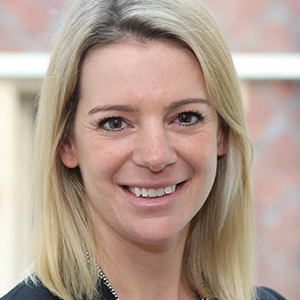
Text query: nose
132 124 177 172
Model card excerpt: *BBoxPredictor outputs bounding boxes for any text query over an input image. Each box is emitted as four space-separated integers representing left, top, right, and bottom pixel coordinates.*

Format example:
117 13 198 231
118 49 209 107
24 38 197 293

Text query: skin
59 39 226 299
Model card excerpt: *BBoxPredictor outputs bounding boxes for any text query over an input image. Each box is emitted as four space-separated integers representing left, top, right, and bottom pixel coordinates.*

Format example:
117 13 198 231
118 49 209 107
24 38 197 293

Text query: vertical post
0 81 25 296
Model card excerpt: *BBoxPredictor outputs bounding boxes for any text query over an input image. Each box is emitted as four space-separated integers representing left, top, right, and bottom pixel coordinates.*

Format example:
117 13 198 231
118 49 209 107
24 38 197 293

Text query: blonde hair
32 0 255 299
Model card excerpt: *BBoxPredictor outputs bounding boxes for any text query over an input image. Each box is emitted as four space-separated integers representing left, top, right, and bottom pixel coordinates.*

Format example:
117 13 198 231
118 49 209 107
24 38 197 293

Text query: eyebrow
87 98 209 115
88 104 137 115
167 98 210 110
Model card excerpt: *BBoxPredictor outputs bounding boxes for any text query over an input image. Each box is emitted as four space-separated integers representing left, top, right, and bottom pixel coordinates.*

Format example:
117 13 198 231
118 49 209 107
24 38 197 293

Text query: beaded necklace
96 265 208 300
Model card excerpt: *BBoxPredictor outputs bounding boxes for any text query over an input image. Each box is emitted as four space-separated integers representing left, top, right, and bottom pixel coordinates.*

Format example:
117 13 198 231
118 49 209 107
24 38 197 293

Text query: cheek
180 133 218 166
76 138 132 183
182 135 219 192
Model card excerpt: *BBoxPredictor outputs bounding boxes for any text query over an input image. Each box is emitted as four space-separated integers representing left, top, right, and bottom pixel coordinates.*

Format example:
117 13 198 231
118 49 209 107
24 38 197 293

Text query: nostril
131 147 177 172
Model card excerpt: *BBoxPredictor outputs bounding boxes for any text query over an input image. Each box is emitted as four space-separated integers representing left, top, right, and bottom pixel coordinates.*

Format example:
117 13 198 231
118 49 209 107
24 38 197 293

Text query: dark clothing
256 287 286 300
0 280 115 300
1 279 286 300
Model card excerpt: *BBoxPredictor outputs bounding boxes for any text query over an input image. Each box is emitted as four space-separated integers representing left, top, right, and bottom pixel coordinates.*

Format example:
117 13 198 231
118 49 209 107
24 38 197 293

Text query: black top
1 279 286 300
0 279 115 300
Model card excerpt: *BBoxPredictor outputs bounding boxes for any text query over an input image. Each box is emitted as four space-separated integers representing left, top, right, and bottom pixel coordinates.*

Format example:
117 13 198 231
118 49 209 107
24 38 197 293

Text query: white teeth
148 189 157 198
171 185 176 193
165 186 172 194
129 184 177 198
157 188 165 197
134 187 141 197
142 188 148 197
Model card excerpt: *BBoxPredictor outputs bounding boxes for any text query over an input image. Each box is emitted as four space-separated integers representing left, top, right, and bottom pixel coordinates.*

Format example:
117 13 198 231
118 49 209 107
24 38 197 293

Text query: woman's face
59 39 226 247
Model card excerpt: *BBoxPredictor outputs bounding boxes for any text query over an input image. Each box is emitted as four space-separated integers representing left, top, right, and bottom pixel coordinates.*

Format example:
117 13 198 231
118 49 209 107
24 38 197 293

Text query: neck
97 225 196 300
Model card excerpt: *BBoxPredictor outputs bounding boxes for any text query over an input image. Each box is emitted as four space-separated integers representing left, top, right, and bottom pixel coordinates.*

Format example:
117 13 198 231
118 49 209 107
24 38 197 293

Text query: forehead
79 39 207 109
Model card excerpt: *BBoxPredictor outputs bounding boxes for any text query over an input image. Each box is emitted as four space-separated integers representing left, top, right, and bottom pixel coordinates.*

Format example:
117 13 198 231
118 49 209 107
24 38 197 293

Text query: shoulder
1 279 114 300
0 279 60 300
256 286 286 300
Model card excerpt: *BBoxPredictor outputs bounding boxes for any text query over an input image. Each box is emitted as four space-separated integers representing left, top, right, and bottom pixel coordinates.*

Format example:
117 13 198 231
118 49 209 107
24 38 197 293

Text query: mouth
123 183 183 198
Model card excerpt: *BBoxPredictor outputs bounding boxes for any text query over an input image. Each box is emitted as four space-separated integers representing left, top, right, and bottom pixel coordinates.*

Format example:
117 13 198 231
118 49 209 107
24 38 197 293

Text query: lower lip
121 183 185 209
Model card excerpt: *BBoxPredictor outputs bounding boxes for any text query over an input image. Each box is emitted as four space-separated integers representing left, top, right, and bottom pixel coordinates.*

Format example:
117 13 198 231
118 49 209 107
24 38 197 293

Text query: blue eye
99 117 127 131
176 111 204 125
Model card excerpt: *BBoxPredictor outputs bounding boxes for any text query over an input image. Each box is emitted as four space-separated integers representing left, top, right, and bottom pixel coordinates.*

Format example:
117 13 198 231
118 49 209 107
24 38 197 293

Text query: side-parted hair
32 0 255 299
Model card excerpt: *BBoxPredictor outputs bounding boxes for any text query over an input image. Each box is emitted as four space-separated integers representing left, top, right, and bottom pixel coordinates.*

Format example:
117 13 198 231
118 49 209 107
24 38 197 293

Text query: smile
125 184 177 198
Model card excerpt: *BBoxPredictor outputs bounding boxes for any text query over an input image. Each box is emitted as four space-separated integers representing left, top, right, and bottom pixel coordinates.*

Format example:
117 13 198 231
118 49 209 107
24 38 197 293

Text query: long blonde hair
32 0 255 299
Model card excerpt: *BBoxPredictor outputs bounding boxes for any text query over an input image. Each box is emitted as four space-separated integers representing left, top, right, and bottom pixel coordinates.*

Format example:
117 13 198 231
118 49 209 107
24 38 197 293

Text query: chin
127 218 190 247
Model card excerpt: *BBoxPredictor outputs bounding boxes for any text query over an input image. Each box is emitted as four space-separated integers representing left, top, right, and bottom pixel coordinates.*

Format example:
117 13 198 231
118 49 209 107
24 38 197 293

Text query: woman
1 0 286 299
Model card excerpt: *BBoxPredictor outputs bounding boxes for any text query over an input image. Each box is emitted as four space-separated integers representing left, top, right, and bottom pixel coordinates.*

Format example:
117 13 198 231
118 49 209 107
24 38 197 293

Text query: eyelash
97 111 206 132
97 115 129 132
173 110 206 126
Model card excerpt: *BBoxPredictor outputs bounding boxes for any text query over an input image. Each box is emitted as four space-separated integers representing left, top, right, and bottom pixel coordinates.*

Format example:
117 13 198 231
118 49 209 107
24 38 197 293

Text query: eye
175 111 204 126
98 117 128 131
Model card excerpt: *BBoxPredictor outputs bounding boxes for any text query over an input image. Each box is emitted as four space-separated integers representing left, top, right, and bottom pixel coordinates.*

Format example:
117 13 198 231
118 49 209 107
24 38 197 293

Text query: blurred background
0 0 299 298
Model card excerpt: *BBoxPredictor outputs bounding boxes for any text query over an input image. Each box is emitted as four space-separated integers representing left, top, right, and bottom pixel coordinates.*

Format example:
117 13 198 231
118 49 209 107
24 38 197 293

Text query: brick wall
1 0 299 52
0 0 66 51
244 81 300 299
205 0 300 52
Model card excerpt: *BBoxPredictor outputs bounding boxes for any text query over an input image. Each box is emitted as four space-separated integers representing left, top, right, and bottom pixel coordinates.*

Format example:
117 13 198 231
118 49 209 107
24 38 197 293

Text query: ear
217 127 228 156
58 136 79 168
